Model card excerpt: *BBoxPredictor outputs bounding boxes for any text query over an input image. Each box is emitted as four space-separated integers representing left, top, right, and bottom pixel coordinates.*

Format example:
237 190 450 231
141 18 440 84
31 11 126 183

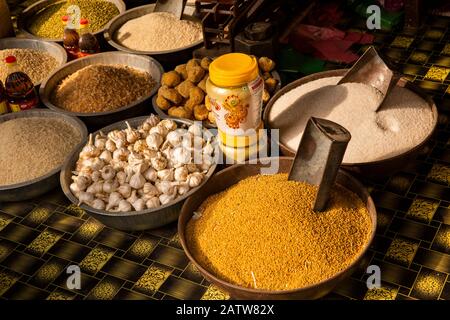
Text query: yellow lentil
186 174 372 291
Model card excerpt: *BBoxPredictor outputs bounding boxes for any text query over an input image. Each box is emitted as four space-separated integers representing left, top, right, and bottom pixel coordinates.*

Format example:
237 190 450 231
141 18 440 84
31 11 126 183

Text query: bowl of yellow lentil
17 0 125 42
178 157 377 300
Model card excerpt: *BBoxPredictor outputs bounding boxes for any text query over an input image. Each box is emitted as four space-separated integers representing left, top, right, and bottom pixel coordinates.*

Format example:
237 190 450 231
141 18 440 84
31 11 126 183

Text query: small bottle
62 15 80 60
78 19 100 58
4 56 39 112
0 80 9 115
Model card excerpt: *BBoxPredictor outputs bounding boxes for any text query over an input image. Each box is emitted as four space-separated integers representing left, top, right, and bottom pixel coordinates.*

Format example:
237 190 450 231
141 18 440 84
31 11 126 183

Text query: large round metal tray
179 157 377 299
0 109 88 202
39 51 163 128
263 70 439 177
17 0 126 42
0 37 67 87
60 116 217 231
104 4 203 65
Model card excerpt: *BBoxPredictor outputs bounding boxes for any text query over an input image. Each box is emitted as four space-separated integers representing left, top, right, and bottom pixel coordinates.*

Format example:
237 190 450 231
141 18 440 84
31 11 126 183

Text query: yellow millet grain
186 174 373 291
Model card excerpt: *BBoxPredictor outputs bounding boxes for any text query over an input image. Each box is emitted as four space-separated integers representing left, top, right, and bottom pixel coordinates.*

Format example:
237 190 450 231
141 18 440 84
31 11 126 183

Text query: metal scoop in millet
289 117 351 212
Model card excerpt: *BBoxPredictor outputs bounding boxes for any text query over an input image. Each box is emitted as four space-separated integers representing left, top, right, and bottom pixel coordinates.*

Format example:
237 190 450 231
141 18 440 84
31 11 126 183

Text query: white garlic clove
186 163 200 173
174 166 189 182
150 155 168 171
78 191 94 206
188 122 203 137
157 168 174 181
101 165 116 181
146 132 164 151
103 179 119 193
70 182 81 195
146 197 161 209
143 182 159 196
125 121 140 144
99 150 112 163
187 172 204 188
75 175 91 191
92 198 106 210
94 135 107 151
86 181 104 194
149 125 168 138
172 147 191 166
118 184 132 198
142 114 160 131
159 193 176 205
116 171 127 185
131 198 146 212
160 119 178 131
129 171 146 190
143 167 157 182
91 170 102 182
91 158 105 171
177 183 190 195
113 147 129 161
106 192 123 211
155 181 178 195
105 139 117 152
117 199 132 212
127 190 139 204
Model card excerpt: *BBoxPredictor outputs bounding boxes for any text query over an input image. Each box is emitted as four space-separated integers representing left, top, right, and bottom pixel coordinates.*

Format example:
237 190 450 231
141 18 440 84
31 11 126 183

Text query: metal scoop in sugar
288 117 351 212
338 46 397 112
154 0 186 19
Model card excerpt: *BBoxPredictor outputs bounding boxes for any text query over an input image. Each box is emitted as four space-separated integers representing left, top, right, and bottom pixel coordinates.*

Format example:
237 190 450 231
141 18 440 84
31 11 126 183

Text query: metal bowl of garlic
60 115 216 231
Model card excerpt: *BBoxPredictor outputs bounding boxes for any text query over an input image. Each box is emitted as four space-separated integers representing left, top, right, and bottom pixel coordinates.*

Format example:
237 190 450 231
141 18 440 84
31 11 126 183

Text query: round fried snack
159 86 183 104
156 95 172 111
161 71 181 87
194 104 209 121
175 64 188 80
187 65 205 83
176 80 196 98
168 106 193 119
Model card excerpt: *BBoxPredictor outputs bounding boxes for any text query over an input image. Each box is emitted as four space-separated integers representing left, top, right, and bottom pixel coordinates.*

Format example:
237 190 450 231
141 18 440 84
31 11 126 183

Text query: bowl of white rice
104 4 203 65
264 69 438 177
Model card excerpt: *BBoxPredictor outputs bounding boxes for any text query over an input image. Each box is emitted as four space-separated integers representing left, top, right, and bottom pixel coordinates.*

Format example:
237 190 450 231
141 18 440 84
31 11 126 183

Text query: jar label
9 103 21 112
210 76 264 136
0 101 8 114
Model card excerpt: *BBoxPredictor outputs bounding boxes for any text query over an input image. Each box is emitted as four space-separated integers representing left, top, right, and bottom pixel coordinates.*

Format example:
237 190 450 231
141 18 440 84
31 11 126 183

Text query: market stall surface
1 16 450 301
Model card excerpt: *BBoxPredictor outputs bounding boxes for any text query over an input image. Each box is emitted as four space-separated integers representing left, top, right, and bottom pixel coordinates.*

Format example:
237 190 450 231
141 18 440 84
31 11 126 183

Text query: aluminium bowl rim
60 116 217 217
39 51 163 117
0 109 88 192
178 156 377 296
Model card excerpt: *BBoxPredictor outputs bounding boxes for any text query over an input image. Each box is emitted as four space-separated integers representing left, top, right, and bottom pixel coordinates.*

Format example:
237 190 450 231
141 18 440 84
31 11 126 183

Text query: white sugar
269 76 435 163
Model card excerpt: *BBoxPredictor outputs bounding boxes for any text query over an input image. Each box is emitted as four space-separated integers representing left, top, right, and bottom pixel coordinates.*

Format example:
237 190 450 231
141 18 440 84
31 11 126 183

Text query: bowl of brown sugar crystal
178 157 377 300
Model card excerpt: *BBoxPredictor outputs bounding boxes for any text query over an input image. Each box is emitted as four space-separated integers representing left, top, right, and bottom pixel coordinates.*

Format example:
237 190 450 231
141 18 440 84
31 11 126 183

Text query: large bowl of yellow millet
178 157 377 300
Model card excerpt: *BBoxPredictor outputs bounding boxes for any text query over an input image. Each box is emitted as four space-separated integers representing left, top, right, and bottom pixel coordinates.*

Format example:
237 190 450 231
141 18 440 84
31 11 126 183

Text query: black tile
158 276 206 300
386 172 416 195
370 235 393 254
440 281 450 300
101 257 146 282
375 208 395 235
371 260 418 288
371 191 413 212
0 202 35 218
2 282 48 300
148 245 189 270
1 251 44 276
413 247 450 273
54 271 98 296
147 222 177 239
0 238 17 263
389 217 438 242
413 80 448 94
402 64 428 76
0 223 40 246
44 212 84 234
333 277 367 300
48 239 90 263
410 180 450 201
28 256 70 289
86 275 124 300
114 288 153 300
94 228 137 251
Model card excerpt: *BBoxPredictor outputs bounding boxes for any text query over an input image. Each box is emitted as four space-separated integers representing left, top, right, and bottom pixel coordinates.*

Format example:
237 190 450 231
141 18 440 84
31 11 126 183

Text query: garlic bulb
91 170 102 182
129 171 146 189
127 190 139 204
105 139 117 152
133 139 147 153
74 175 90 191
203 140 215 156
108 130 127 148
149 125 168 138
92 198 106 210
142 114 160 131
117 200 132 212
156 181 177 195
143 167 157 182
200 154 214 172
174 166 188 182
186 163 200 173
160 119 177 131
131 198 146 211
160 193 176 205
151 153 167 170
157 169 174 181
125 121 140 144
116 171 127 185
78 191 94 206
113 147 129 161
99 150 112 163
94 135 107 150
172 147 191 166
86 181 104 194
143 182 159 196
103 179 119 193
106 192 122 210
70 182 81 195
80 134 100 159
166 129 186 147
101 165 116 181
146 197 160 209
146 133 163 151
187 172 204 188
177 183 190 195
118 184 132 198
91 158 105 171
188 123 203 136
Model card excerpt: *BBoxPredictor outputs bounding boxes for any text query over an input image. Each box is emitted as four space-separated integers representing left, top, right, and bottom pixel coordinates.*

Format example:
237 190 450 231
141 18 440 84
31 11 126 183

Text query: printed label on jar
210 76 263 136
0 101 8 114
9 103 21 112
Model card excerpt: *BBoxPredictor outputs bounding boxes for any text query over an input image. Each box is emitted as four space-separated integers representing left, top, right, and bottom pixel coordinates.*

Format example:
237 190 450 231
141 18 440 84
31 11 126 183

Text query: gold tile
364 286 398 300
425 29 444 40
134 265 172 295
26 207 52 224
77 218 103 240
129 238 157 259
407 198 439 222
35 262 64 283
47 290 76 300
89 280 121 300
425 66 450 82
27 231 62 256
80 247 114 274
391 36 414 48
428 164 450 184
410 51 429 64
0 271 18 296
434 226 450 249
386 237 419 266
414 272 446 298
169 233 181 247
0 215 12 231
201 285 230 300
65 204 86 218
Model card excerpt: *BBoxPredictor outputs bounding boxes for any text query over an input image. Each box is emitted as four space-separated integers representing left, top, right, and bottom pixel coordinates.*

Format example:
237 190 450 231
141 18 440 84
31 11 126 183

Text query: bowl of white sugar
264 69 438 177
104 4 203 66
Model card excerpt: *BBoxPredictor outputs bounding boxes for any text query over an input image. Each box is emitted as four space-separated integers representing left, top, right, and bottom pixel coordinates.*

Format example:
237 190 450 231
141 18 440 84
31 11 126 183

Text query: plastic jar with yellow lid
206 53 264 149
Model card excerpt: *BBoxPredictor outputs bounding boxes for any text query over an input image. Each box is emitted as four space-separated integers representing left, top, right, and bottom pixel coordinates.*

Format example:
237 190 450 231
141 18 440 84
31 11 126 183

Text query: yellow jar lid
218 122 264 148
209 53 259 87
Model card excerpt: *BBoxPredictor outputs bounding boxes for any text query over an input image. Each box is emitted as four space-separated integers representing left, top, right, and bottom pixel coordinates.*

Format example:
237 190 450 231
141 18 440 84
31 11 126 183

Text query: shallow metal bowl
60 116 217 231
178 157 377 300
263 70 439 178
39 51 163 128
17 0 126 42
0 37 67 87
0 109 87 202
104 4 203 65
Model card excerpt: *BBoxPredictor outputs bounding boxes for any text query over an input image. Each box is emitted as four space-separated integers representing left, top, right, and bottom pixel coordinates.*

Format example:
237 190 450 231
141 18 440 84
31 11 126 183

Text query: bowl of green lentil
178 157 377 300
0 37 67 87
17 0 125 42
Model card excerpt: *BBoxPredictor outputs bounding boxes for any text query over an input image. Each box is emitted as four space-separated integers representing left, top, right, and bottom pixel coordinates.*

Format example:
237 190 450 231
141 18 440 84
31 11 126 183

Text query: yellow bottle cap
218 122 264 148
209 53 259 87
